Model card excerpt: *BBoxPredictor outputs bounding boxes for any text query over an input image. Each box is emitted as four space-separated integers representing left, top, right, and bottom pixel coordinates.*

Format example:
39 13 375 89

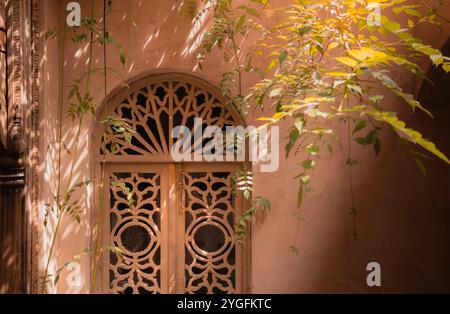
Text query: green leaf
352 120 367 135
355 137 367 145
301 160 315 170
110 142 117 153
275 101 282 112
236 15 246 30
285 128 299 158
297 26 312 36
120 51 126 66
374 138 381 156
306 144 320 155
54 274 60 285
278 51 288 65
355 131 377 146
246 7 259 17
72 33 87 43
115 44 126 66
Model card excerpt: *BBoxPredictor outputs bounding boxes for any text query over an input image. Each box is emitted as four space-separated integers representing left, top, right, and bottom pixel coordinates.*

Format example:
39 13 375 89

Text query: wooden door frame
90 71 251 293
97 163 170 293
179 162 251 294
92 161 251 294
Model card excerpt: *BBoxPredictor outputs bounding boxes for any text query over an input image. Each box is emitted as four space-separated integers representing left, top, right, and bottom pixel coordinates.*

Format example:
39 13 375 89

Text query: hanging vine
41 0 130 293
187 0 450 251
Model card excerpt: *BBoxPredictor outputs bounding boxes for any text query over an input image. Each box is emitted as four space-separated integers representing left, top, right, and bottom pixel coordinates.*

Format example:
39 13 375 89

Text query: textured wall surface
38 0 450 293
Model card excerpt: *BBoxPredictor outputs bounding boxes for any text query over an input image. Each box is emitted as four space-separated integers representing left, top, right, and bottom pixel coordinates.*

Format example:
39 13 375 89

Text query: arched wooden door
93 72 250 294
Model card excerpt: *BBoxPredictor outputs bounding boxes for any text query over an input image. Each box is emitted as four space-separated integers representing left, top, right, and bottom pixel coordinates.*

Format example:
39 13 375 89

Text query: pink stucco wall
39 0 450 293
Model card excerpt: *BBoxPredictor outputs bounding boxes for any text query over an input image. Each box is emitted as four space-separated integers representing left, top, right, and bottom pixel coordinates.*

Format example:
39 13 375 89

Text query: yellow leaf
336 57 358 68
266 59 277 72
348 47 388 62
368 111 449 164
327 71 349 77
328 42 339 51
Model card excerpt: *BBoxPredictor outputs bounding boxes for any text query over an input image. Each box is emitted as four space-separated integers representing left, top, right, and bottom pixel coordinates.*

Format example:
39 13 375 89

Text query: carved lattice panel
183 172 237 294
101 79 240 157
97 74 248 294
109 172 162 294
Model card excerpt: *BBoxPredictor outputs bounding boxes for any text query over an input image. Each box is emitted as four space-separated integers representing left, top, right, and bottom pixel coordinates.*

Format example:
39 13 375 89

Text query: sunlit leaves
111 181 135 209
301 159 315 170
266 58 277 72
306 143 320 155
371 71 433 116
102 116 135 153
269 87 283 98
195 0 449 251
294 115 305 134
42 0 129 293
235 196 271 246
67 84 96 120
336 57 359 68
242 1 449 225
294 173 310 208
234 170 254 200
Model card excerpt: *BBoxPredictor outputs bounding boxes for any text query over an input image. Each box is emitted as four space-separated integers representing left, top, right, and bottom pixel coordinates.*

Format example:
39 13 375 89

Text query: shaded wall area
250 4 450 293
0 153 26 293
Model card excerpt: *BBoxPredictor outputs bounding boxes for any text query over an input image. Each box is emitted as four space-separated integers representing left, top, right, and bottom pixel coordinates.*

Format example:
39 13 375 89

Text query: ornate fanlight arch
94 71 245 162
92 72 250 294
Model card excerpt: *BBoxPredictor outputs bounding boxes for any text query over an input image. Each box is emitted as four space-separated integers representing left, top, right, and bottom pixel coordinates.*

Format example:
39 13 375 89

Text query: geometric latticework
101 78 241 157
184 172 236 294
97 73 247 294
109 172 161 294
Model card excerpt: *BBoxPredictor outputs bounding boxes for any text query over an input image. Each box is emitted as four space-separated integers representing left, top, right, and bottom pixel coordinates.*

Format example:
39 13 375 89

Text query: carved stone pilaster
0 0 25 293
29 0 40 293
0 0 40 293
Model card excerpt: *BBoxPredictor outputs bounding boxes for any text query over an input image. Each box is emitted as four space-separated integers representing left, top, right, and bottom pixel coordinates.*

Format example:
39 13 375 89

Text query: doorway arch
92 72 250 294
